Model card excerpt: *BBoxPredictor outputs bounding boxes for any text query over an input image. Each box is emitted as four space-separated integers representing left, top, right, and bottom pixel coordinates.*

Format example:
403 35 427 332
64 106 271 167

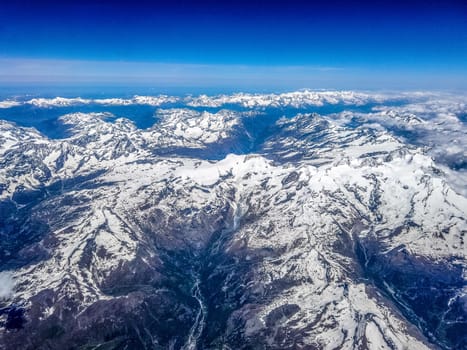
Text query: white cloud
0 101 21 109
328 95 467 195
0 271 14 300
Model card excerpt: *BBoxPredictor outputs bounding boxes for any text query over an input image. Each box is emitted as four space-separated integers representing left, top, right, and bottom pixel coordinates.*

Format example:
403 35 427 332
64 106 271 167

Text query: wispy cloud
1 57 466 90
0 271 14 300
0 57 341 87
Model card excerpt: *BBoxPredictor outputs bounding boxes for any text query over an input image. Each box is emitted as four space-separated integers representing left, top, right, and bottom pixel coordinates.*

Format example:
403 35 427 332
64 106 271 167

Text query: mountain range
0 90 465 349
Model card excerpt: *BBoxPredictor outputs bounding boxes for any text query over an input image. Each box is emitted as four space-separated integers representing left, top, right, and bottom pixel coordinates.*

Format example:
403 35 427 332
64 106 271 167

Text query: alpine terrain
0 90 465 350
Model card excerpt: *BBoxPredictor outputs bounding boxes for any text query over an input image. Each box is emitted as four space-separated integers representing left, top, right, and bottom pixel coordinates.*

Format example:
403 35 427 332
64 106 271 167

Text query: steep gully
181 198 243 350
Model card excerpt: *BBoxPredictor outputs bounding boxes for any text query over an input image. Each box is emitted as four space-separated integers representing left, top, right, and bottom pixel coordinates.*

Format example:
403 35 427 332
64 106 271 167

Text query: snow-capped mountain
0 91 465 349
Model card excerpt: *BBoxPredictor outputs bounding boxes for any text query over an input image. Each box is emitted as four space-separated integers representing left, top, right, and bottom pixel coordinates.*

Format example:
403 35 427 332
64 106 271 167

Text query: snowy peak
151 108 244 146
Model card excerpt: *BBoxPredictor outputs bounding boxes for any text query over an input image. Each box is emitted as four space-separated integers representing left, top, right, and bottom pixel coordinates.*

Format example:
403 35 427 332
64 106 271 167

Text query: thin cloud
0 271 14 300
0 57 466 90
0 57 341 84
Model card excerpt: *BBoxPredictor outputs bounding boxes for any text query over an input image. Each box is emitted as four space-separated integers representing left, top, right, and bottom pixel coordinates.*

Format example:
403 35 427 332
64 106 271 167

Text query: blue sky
0 0 466 91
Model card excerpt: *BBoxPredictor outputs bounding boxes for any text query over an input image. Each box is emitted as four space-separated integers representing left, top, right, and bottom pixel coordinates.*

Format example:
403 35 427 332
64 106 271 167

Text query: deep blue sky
0 0 466 91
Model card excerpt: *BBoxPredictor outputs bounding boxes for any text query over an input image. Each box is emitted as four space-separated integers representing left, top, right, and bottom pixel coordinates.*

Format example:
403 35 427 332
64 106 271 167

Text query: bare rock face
0 92 466 350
